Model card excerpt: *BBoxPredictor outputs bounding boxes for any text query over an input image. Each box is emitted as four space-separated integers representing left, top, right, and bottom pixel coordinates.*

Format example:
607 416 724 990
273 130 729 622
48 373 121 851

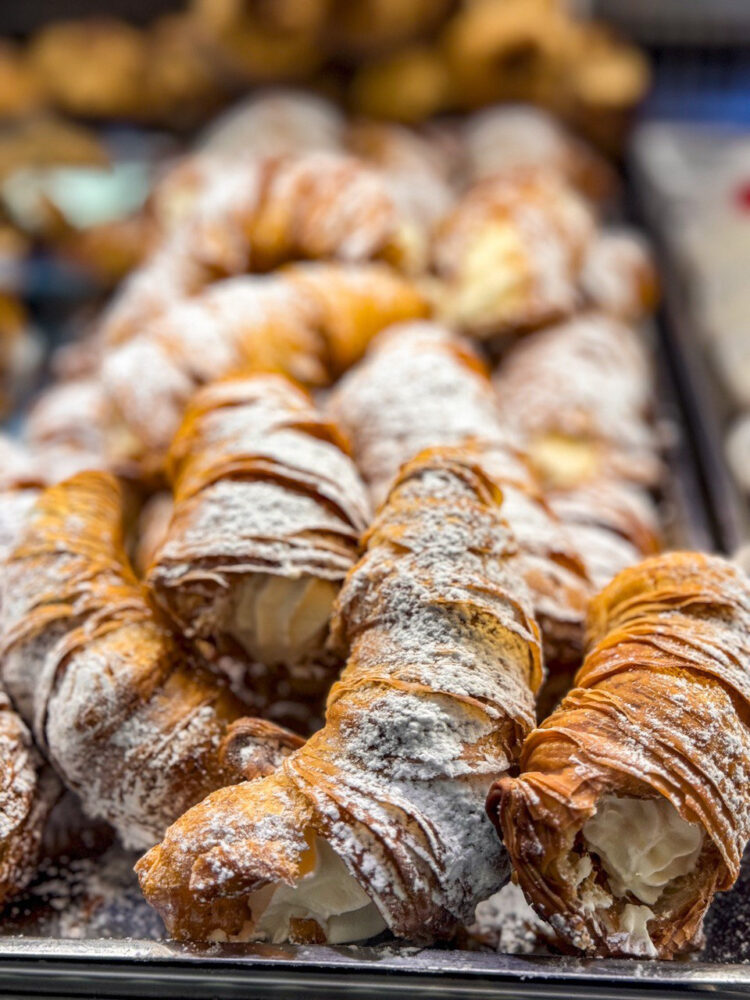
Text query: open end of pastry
442 224 531 333
230 574 339 666
246 836 387 945
527 432 600 490
569 795 704 956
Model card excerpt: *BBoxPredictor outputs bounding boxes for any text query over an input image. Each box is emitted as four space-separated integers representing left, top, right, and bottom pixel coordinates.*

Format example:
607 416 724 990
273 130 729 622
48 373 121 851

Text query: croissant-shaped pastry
327 321 591 674
183 150 431 278
493 312 660 491
433 169 594 338
488 551 750 959
462 104 617 205
136 447 542 943
148 373 370 677
0 690 60 907
102 262 427 460
0 471 302 849
580 228 659 324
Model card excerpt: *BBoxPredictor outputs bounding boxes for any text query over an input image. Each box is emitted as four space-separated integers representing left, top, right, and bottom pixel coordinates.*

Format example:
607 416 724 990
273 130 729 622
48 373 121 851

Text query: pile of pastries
0 90 748 965
0 1 646 149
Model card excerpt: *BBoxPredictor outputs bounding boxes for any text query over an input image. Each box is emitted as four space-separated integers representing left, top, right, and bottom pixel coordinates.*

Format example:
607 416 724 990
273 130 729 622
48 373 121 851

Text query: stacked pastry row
1 93 741 963
0 1 647 151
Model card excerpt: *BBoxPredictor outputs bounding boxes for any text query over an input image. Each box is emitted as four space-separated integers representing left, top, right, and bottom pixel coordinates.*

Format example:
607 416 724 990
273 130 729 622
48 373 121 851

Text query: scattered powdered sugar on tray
470 882 552 954
0 846 164 941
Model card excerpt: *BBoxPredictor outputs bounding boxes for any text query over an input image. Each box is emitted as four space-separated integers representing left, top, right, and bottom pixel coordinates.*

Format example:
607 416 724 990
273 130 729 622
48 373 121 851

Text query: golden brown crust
137 446 541 943
102 262 427 461
327 321 591 676
433 169 594 338
488 551 750 958
0 471 300 849
148 373 370 686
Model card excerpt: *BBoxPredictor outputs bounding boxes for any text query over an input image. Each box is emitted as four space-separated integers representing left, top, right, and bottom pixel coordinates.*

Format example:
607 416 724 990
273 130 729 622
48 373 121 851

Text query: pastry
197 89 345 159
580 228 659 323
136 446 542 943
488 551 750 959
462 103 616 205
28 19 149 119
433 169 594 338
548 479 661 592
102 262 427 460
0 471 301 849
346 119 454 231
148 373 371 675
493 312 659 491
99 149 430 348
184 151 430 277
327 320 591 678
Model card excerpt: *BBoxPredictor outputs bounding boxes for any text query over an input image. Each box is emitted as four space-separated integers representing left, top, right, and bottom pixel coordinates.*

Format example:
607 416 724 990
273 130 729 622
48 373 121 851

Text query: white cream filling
446 225 529 328
255 838 387 944
529 433 599 489
231 574 337 665
618 904 658 958
583 795 703 907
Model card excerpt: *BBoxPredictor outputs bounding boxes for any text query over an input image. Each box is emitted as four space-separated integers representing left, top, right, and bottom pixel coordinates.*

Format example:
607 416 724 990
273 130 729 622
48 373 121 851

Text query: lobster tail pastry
102 262 427 461
148 373 371 677
488 551 750 959
136 446 542 944
0 471 301 849
328 321 591 676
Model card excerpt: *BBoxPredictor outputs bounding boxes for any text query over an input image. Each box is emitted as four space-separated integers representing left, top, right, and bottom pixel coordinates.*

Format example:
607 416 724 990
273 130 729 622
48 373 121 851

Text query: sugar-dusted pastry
148 373 371 675
0 295 41 418
0 690 60 907
102 262 427 460
0 471 302 849
433 169 594 338
197 89 345 159
462 103 616 205
327 321 591 673
489 552 750 959
189 0 324 82
493 313 659 491
580 228 659 323
185 151 430 278
24 377 140 476
136 447 541 943
346 119 454 232
548 480 661 592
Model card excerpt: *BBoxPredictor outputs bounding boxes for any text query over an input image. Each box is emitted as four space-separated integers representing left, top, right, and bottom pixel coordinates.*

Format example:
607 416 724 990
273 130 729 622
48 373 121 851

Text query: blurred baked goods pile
0 1 648 153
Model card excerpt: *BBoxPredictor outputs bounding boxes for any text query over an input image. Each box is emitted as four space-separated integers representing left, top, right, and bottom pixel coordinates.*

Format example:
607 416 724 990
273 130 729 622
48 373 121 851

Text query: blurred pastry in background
462 103 617 205
0 42 46 120
350 45 451 123
28 19 149 120
443 0 578 111
580 228 659 323
196 89 345 157
433 168 594 338
0 295 41 417
190 0 324 83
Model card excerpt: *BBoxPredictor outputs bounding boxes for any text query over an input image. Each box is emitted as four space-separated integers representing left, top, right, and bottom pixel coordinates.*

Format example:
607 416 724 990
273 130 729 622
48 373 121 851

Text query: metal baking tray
1 267 745 997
